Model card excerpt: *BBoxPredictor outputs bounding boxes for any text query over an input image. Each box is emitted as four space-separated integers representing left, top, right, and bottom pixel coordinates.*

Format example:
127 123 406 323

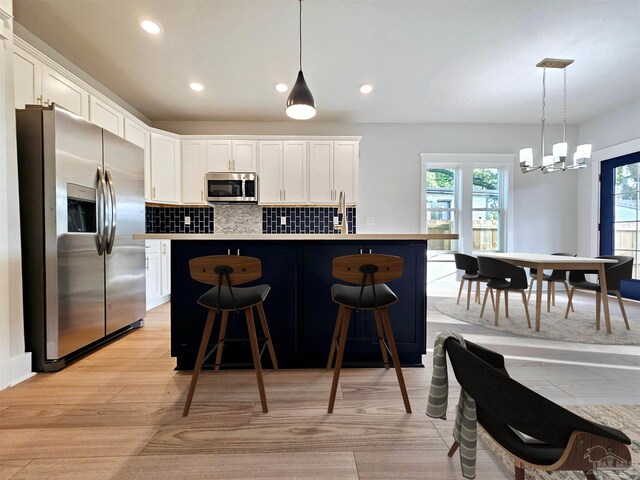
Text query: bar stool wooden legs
183 255 277 417
326 254 412 414
183 309 216 417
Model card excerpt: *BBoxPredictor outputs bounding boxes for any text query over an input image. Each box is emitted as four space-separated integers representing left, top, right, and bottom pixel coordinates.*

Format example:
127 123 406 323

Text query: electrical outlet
184 216 191 225
280 216 287 225
366 216 374 225
333 216 339 224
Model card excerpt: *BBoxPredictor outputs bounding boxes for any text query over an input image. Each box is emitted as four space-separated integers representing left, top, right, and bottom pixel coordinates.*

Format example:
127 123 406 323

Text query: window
421 154 512 255
425 168 456 251
472 168 503 251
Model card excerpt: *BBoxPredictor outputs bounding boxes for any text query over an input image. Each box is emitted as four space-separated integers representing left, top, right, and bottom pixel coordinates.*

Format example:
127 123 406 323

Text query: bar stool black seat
183 255 278 416
326 254 411 414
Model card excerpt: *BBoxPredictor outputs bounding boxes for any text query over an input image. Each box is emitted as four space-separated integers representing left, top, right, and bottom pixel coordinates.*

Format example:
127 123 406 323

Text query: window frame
420 154 514 254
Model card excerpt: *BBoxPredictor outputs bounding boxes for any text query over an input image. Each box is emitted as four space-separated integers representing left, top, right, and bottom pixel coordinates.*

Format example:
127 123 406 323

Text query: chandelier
519 59 591 173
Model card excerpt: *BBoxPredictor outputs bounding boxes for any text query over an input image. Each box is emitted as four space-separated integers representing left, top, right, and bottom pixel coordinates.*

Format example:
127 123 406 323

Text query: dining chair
477 256 531 328
454 253 494 310
442 337 632 480
527 252 576 313
564 255 633 331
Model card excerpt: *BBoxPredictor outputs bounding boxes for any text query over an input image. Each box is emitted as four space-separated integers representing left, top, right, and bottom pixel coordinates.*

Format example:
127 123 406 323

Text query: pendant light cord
299 0 303 70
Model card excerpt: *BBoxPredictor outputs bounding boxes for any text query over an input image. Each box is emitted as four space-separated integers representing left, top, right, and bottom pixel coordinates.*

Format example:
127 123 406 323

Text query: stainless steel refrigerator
16 104 146 371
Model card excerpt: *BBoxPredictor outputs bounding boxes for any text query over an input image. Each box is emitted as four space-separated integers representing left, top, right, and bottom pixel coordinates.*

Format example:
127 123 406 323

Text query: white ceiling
13 0 640 124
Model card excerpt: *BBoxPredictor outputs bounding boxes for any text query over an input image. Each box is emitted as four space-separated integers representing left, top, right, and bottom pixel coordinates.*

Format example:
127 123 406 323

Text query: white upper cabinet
232 140 257 171
333 141 359 204
206 140 232 172
282 141 307 203
309 140 358 205
258 140 307 205
41 64 89 119
309 141 334 203
13 45 89 119
124 119 151 201
258 141 283 204
89 96 123 136
181 140 207 204
206 140 256 172
150 133 181 204
13 47 41 108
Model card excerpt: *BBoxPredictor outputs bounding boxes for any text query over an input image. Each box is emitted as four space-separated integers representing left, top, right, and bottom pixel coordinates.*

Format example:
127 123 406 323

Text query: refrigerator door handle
105 169 117 255
97 167 108 255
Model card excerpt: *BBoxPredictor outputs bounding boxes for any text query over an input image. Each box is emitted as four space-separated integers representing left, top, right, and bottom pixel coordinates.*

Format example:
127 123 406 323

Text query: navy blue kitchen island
135 234 456 369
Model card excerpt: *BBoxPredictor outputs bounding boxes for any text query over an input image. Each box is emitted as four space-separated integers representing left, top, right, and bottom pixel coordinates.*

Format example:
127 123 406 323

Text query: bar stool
183 255 278 416
326 254 411 414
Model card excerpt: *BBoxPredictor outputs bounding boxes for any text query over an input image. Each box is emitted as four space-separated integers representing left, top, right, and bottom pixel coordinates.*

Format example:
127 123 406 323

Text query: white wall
0 0 32 390
155 120 580 253
576 98 640 257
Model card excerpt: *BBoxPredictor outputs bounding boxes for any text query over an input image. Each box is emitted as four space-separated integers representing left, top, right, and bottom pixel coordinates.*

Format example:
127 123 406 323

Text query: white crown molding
0 7 12 41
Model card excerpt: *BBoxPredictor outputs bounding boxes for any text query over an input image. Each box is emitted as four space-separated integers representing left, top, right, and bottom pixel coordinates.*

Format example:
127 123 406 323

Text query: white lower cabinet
145 240 171 310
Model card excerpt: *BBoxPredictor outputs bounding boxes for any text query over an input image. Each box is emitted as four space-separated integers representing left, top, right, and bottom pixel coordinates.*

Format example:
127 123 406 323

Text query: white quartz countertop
133 233 458 241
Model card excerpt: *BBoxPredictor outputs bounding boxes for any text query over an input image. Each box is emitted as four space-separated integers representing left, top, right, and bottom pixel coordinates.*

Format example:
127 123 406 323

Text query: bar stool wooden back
327 254 411 414
183 255 278 416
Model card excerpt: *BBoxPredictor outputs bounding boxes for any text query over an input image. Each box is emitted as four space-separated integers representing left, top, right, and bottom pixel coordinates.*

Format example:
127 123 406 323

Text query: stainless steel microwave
205 172 257 203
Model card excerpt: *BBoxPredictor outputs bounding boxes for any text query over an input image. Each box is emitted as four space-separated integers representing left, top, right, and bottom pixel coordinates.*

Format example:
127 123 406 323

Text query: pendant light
286 0 316 120
519 59 592 173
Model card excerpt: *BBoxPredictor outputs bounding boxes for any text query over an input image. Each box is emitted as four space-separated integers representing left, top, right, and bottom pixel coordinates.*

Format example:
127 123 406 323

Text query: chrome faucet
334 190 348 234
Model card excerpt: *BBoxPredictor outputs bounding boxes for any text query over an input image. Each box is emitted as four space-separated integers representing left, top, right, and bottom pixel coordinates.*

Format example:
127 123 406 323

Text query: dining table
476 253 618 333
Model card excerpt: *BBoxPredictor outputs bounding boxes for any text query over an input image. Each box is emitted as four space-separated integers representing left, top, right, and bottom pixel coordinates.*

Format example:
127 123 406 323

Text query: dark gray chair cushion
198 284 270 310
331 283 397 309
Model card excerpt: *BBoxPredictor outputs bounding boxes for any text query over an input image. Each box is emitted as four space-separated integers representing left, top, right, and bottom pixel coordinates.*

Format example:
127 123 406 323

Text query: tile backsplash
145 205 356 235
145 206 214 234
262 207 356 234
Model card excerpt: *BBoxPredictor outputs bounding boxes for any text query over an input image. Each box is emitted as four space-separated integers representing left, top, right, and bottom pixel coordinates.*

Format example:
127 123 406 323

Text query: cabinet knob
152 186 156 198
201 190 203 201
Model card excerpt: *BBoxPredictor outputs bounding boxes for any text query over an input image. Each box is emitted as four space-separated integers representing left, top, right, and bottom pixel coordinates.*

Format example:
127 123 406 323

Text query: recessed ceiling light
140 19 161 34
189 82 204 92
359 83 374 94
275 83 289 93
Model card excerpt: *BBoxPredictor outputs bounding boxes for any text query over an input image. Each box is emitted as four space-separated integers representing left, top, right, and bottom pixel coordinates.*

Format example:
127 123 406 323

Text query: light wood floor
1 286 639 479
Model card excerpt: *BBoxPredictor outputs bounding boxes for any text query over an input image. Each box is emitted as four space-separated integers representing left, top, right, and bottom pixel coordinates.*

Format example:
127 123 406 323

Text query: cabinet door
258 141 282 204
181 140 207 204
41 64 89 119
89 96 123 136
207 140 232 171
308 141 334 203
232 140 257 172
145 251 161 310
361 243 426 360
160 240 171 296
282 141 307 203
13 47 42 109
333 141 358 204
124 119 151 201
301 244 364 361
150 133 181 203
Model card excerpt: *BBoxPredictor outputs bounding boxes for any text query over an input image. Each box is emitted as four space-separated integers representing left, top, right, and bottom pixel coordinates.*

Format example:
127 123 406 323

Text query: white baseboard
146 294 170 311
1 351 34 390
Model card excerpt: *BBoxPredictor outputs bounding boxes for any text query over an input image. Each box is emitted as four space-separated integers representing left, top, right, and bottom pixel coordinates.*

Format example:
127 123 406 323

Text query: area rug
434 297 640 345
480 405 640 480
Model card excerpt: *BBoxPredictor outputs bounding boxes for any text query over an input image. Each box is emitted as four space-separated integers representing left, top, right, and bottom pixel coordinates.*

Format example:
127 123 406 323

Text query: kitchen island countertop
133 233 458 241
